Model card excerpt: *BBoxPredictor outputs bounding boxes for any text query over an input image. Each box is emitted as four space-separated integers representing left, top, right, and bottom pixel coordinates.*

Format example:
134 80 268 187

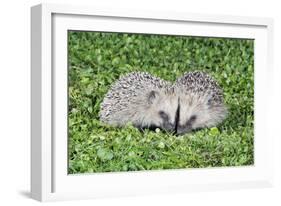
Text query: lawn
68 31 254 174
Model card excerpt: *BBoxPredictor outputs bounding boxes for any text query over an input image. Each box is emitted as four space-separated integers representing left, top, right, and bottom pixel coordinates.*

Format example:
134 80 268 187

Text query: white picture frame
31 3 274 202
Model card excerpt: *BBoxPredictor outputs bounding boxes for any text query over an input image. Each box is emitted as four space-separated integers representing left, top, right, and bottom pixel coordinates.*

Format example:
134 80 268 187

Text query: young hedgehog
174 71 227 135
99 72 178 132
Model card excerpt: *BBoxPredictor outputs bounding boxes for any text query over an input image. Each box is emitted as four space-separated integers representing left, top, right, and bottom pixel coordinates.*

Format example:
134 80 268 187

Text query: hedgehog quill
99 71 227 135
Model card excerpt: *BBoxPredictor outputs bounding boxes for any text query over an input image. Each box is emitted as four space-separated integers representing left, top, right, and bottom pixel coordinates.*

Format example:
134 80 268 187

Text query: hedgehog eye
159 110 169 120
189 115 197 122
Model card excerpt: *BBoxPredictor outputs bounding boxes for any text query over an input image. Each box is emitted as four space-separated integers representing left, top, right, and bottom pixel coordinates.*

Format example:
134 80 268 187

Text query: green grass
68 31 254 174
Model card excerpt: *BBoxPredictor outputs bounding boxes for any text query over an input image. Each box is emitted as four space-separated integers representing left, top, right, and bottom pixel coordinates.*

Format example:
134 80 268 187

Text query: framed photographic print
31 3 274 201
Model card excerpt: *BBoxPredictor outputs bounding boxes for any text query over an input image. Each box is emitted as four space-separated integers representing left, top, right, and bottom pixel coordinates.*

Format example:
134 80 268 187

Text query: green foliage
68 31 254 174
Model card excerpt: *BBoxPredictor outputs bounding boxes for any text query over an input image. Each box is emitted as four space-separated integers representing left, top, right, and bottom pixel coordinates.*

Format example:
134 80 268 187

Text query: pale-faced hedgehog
174 71 227 135
100 71 227 135
99 72 178 132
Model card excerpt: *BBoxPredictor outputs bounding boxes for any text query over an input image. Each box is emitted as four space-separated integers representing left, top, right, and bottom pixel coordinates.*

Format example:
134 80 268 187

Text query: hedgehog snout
176 124 192 135
161 121 175 133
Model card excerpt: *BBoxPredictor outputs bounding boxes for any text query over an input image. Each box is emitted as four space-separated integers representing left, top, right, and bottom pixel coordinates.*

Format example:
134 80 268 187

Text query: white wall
0 0 280 205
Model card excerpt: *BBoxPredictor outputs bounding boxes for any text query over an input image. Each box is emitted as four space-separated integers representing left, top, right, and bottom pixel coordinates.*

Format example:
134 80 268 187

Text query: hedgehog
174 71 227 135
99 72 179 132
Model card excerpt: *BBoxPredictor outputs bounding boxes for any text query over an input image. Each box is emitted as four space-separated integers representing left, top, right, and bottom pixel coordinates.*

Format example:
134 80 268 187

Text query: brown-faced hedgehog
99 72 178 132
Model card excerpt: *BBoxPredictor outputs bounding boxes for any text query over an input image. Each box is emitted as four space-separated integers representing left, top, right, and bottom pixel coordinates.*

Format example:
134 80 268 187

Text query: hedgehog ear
147 90 159 104
207 96 215 106
207 98 212 105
